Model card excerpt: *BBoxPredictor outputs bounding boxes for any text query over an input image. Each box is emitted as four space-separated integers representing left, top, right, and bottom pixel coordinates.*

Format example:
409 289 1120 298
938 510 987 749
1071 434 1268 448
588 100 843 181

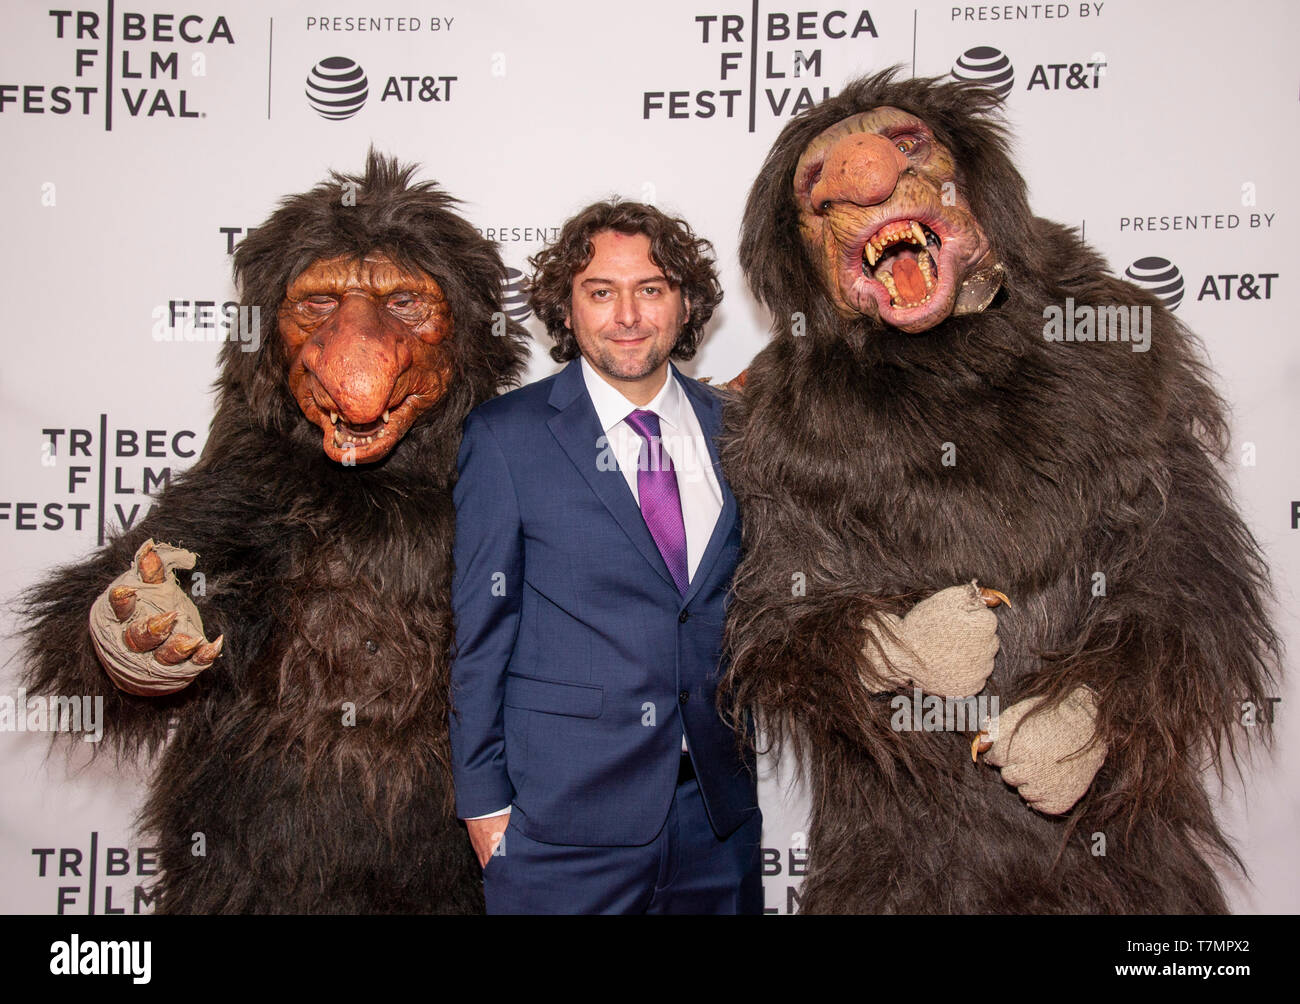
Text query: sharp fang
330 411 339 425
865 243 880 268
382 409 390 423
911 222 927 246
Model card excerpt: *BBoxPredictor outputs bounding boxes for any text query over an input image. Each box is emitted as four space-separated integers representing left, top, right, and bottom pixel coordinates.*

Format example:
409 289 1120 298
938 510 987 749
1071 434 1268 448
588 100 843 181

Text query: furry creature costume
22 152 528 913
720 71 1279 913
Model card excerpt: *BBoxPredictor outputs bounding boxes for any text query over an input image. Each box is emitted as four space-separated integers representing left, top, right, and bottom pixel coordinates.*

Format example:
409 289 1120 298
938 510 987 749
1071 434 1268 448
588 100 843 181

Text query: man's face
565 230 689 390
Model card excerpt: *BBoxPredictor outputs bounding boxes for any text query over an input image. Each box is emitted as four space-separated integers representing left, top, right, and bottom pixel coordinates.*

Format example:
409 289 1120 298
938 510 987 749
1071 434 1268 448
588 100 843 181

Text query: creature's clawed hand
89 539 222 697
860 581 1004 698
983 686 1107 815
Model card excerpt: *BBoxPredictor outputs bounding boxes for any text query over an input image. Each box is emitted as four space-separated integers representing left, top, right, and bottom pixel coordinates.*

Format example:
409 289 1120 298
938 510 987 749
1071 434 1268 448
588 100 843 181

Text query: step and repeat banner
1 0 1296 914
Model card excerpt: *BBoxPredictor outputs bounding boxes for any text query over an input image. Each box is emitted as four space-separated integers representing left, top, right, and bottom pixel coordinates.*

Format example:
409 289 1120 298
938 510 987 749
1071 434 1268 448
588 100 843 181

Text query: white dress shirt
467 361 724 819
579 356 724 581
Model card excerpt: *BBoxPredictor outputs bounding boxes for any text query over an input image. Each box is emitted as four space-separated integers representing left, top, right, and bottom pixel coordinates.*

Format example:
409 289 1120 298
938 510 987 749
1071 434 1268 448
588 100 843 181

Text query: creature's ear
954 259 1006 316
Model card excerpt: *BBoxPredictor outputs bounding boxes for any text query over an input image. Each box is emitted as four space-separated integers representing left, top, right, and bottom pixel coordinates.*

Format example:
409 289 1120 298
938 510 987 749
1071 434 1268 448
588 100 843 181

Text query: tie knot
624 409 662 442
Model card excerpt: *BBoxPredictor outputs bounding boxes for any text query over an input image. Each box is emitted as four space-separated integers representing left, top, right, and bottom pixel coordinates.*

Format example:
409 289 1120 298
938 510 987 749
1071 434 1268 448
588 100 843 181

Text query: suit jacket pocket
504 674 603 719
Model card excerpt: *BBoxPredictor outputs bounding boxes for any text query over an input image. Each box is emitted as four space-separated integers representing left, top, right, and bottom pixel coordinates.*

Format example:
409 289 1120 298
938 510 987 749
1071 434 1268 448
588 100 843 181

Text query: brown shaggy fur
720 70 1280 913
21 151 529 913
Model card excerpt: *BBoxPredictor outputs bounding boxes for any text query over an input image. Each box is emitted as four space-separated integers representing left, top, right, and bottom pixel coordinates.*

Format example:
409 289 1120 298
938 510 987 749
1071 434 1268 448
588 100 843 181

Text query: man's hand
466 813 511 869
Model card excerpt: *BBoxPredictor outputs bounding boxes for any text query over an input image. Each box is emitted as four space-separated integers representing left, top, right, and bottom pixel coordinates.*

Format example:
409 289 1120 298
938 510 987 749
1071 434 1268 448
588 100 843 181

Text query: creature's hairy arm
20 455 273 759
721 493 912 757
999 434 1279 831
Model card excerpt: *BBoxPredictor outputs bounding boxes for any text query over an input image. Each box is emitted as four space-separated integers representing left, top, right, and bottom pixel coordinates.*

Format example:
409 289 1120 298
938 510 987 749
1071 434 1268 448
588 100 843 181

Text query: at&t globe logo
1125 257 1185 311
951 46 1014 100
306 57 369 121
502 267 532 324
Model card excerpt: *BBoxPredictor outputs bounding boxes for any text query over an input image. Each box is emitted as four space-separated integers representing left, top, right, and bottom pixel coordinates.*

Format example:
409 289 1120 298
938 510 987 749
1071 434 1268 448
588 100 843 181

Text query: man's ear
683 294 692 321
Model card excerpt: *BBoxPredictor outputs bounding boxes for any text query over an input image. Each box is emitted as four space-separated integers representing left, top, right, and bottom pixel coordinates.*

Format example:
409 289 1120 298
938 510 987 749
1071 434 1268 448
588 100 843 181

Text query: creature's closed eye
300 295 337 315
387 292 429 321
798 159 826 205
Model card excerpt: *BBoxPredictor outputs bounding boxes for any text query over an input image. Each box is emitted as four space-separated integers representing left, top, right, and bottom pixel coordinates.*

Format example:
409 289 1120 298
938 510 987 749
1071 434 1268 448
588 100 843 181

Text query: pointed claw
154 632 202 666
138 543 165 584
124 610 178 652
190 634 224 668
109 586 137 621
971 730 993 762
979 587 1011 609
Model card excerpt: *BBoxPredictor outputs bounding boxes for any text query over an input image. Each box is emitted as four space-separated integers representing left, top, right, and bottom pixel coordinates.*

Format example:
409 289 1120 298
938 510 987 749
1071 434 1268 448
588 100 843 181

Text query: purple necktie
624 409 689 594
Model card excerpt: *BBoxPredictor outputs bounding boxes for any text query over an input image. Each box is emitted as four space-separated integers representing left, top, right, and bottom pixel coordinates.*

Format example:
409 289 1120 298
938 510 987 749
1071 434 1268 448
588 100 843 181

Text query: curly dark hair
527 199 723 363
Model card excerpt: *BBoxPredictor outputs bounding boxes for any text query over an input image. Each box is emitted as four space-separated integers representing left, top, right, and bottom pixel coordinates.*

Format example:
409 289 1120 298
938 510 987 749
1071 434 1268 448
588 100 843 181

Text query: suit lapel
547 360 679 594
678 369 738 606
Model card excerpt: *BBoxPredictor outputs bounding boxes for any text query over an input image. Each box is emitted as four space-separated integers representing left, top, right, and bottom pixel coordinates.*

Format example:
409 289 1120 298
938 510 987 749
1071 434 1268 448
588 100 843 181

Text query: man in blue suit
449 200 762 914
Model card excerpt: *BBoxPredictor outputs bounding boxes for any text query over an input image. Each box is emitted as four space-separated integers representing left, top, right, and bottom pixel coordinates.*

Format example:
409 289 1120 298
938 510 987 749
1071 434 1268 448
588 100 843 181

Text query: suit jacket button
679 690 690 704
678 610 690 623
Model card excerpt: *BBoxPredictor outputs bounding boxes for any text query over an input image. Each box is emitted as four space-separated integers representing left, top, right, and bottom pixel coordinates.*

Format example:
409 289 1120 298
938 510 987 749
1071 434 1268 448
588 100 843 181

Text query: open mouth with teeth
329 408 394 450
311 394 424 465
863 219 941 310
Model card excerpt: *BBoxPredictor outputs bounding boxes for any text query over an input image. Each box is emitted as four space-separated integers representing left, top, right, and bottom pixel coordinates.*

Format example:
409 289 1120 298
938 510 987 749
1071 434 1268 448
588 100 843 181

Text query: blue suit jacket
449 359 757 846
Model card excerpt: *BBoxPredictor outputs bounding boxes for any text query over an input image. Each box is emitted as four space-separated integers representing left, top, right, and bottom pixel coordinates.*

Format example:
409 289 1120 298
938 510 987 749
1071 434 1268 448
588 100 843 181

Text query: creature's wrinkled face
794 105 1003 333
280 252 453 464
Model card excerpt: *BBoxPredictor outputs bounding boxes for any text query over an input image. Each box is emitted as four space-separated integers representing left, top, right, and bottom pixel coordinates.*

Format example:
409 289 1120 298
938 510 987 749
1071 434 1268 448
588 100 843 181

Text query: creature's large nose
311 295 412 423
809 132 909 210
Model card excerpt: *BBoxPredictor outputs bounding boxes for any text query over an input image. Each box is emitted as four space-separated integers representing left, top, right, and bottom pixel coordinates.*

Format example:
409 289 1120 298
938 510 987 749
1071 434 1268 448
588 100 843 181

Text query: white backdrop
1 0 1296 914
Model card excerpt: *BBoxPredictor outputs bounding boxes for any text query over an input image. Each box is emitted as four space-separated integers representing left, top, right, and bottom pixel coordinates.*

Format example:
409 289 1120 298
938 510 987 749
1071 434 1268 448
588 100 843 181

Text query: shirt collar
579 357 687 434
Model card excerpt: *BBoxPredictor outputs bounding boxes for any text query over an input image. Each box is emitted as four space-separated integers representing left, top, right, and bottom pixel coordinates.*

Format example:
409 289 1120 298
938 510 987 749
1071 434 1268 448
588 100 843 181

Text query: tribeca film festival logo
949 43 1107 95
4 420 197 540
762 834 810 914
0 9 236 128
148 225 267 349
152 302 260 350
32 834 161 916
304 55 457 121
642 8 881 130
